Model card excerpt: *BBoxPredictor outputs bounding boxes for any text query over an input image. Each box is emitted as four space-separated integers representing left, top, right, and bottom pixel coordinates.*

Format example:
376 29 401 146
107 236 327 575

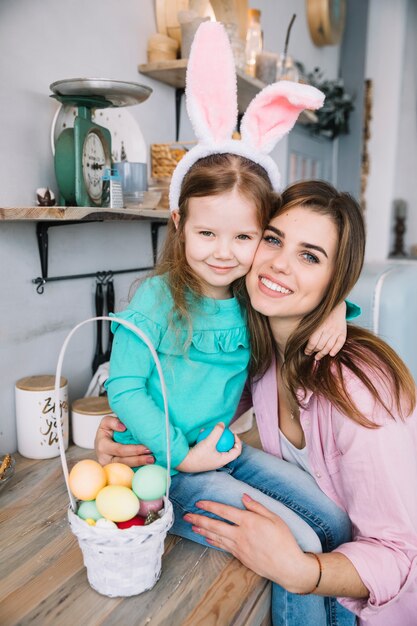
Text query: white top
279 429 313 475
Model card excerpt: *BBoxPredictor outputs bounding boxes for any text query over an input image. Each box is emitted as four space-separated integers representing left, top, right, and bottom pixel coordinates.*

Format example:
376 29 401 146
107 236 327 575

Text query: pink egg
138 498 164 516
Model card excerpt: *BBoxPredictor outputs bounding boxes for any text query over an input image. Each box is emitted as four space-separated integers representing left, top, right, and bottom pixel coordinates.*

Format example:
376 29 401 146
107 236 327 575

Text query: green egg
132 464 167 501
77 500 103 521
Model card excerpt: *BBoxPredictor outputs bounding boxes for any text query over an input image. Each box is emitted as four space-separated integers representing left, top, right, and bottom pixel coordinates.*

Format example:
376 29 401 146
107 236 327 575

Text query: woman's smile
259 275 294 296
246 206 337 326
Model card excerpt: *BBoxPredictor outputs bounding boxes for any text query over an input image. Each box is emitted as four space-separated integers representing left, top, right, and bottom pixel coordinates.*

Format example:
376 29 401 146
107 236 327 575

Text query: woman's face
246 206 338 322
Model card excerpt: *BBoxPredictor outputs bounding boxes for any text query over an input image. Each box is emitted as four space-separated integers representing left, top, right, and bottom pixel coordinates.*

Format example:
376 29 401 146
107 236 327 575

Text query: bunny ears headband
169 22 325 212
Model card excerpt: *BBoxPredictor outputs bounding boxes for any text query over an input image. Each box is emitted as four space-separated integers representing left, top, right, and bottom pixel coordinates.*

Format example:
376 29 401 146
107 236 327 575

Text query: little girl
105 23 357 626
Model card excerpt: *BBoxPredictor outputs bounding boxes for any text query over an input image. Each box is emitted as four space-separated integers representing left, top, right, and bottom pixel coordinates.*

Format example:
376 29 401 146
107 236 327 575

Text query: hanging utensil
92 281 105 374
104 279 115 362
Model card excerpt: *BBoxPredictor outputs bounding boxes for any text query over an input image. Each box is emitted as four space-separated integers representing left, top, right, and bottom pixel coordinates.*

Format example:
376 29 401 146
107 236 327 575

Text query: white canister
15 375 69 459
72 396 114 449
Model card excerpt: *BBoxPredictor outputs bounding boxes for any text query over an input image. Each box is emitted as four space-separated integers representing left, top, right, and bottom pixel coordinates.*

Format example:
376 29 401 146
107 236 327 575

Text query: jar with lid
245 9 262 77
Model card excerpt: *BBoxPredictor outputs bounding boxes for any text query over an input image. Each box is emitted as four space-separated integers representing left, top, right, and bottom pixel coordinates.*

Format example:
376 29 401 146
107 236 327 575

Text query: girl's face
246 206 338 322
173 188 262 299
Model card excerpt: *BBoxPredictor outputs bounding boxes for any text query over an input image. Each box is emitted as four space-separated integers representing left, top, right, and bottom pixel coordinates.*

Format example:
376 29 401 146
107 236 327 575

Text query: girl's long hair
246 180 416 426
154 153 276 325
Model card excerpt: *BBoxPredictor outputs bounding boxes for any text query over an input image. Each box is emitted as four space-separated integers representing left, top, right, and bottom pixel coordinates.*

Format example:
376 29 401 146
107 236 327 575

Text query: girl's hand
184 494 318 593
305 301 347 360
94 415 155 467
176 423 242 473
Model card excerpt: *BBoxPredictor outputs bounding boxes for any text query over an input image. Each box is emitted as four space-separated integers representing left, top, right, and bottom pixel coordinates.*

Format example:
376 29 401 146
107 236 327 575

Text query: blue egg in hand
196 426 235 452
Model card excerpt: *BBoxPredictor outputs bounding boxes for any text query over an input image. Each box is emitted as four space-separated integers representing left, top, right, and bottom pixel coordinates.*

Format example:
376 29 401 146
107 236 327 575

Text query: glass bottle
276 53 299 82
245 9 262 77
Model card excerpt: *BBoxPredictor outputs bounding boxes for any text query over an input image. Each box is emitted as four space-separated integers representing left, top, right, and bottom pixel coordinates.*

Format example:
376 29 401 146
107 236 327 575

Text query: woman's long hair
154 153 276 325
246 180 416 426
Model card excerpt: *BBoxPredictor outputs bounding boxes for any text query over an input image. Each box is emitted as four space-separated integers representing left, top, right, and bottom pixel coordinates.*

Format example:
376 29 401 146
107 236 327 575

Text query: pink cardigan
239 359 417 626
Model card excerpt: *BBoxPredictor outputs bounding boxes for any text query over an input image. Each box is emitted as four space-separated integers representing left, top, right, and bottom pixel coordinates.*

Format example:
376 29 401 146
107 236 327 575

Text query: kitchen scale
50 78 152 207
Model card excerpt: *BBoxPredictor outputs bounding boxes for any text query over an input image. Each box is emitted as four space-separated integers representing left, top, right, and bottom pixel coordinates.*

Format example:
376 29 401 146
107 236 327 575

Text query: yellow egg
69 459 107 501
85 518 96 526
96 485 140 522
103 462 134 488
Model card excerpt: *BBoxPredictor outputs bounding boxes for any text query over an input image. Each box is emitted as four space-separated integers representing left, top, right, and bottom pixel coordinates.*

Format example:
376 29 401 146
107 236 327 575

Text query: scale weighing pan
50 78 152 107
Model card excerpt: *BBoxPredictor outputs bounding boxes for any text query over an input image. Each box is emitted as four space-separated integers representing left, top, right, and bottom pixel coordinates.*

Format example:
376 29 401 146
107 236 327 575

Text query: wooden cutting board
210 0 248 40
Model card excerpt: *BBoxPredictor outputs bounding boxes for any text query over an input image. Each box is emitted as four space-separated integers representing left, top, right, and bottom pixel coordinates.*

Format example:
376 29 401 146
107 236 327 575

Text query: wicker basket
150 141 195 180
54 317 174 597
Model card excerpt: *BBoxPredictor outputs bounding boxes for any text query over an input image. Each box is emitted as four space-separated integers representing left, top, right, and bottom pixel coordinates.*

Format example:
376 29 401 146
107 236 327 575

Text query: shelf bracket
175 87 185 141
33 219 164 294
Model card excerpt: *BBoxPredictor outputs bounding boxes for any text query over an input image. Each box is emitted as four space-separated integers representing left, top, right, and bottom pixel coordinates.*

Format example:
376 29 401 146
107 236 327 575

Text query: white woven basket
54 316 174 597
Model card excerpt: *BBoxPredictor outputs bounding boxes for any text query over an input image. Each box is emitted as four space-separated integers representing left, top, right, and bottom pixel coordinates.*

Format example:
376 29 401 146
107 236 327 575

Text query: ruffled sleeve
105 280 191 469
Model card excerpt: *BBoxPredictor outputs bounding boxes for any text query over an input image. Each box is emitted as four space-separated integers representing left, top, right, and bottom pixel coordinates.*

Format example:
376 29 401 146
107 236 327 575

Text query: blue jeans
170 444 356 626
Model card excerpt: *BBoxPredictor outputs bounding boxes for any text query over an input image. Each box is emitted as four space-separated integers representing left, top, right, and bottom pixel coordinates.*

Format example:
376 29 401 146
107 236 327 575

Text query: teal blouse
105 276 250 472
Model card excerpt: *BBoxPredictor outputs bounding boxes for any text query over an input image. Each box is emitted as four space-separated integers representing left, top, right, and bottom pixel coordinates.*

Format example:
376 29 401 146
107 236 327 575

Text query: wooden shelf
139 59 266 113
139 59 314 123
0 205 170 222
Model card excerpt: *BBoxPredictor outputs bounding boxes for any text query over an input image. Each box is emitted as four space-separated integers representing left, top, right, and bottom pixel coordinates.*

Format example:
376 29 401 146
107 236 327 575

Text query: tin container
15 375 68 459
72 396 114 449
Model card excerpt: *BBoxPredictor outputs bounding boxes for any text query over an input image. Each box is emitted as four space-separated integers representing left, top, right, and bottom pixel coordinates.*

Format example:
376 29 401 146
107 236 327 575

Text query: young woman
182 181 417 626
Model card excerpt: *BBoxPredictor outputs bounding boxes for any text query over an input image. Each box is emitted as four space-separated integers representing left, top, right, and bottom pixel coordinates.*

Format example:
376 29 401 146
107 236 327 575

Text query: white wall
393 0 417 254
364 0 416 261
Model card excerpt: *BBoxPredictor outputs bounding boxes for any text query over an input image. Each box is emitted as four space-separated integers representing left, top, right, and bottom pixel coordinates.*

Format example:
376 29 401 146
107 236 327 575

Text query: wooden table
0 434 271 626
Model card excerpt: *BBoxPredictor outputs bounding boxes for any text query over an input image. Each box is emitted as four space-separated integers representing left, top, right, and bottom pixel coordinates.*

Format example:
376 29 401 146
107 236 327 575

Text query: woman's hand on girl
176 423 242 473
94 415 155 467
305 301 347 360
184 494 318 593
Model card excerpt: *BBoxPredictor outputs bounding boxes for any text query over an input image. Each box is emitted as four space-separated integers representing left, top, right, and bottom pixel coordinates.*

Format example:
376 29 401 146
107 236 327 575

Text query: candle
394 199 407 219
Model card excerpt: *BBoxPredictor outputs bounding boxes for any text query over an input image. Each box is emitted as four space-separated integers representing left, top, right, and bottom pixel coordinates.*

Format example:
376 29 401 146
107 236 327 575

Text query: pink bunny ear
186 21 238 143
240 81 325 153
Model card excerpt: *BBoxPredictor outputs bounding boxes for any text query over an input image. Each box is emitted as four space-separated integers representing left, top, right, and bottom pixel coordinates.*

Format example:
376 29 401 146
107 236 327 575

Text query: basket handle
54 316 171 512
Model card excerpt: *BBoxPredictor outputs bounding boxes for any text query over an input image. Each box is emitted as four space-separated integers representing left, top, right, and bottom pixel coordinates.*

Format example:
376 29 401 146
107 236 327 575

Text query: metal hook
36 279 46 295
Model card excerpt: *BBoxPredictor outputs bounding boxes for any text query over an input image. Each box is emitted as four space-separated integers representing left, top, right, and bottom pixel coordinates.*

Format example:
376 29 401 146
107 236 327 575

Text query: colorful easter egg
85 518 96 526
103 462 134 488
138 497 164 517
116 515 146 529
196 426 235 452
95 518 118 530
77 499 103 521
132 465 167 501
96 485 140 522
69 460 107 501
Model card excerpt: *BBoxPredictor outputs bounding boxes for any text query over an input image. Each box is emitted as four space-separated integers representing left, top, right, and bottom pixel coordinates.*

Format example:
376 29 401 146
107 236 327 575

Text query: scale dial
82 130 110 203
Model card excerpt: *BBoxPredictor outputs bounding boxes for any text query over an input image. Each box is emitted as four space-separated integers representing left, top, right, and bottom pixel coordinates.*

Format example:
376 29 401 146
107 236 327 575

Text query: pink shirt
240 359 417 626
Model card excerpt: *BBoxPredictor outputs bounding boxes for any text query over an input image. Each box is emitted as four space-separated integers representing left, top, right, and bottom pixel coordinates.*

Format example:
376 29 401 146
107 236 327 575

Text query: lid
248 8 261 21
72 396 111 415
16 375 67 391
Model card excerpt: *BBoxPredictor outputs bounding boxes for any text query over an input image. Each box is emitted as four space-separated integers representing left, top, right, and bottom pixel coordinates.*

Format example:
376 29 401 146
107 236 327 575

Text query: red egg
116 515 146 529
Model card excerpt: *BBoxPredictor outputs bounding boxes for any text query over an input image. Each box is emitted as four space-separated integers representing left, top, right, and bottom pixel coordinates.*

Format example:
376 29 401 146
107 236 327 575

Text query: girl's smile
173 188 262 299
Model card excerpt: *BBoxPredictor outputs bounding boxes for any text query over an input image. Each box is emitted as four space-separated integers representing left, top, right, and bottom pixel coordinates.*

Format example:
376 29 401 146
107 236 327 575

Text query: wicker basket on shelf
150 141 196 180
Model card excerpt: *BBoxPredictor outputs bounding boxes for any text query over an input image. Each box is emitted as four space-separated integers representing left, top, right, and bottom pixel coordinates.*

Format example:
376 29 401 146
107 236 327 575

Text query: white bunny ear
240 81 325 153
186 21 238 143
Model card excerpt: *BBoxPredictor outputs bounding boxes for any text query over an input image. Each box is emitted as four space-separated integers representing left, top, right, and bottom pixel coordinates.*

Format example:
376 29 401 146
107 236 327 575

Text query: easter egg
196 426 235 452
132 465 167 501
69 460 107 501
117 515 146 529
95 518 118 530
96 485 140 522
77 500 103 521
138 497 164 517
103 462 134 488
85 518 96 526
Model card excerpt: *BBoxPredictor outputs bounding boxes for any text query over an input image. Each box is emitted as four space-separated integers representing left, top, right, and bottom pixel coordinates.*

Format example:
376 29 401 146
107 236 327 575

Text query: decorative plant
297 64 355 139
